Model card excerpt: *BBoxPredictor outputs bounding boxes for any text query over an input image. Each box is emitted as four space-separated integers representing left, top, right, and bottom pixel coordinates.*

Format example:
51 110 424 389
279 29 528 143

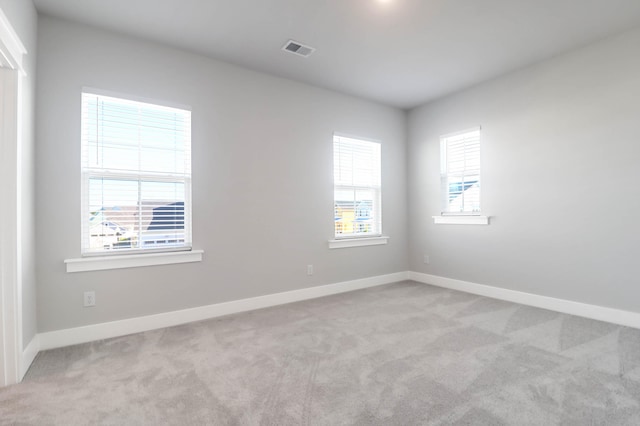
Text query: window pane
87 178 138 251
139 182 186 249
333 135 381 237
334 190 355 236
82 91 192 254
441 128 481 214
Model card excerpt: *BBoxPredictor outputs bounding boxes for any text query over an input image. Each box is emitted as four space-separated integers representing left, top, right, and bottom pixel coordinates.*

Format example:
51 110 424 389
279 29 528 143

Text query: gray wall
408 27 640 313
35 16 408 332
0 0 38 349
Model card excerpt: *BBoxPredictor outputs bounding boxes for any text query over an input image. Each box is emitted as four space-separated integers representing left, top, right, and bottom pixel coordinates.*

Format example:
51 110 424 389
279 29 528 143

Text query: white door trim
0 8 26 71
0 6 26 387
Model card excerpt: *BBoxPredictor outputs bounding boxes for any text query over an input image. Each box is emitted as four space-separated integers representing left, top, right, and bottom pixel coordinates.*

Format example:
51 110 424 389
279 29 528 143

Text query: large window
333 134 381 238
81 90 192 254
440 127 481 214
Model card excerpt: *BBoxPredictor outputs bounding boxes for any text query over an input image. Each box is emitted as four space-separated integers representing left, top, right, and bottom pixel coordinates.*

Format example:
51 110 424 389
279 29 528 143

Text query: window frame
331 133 384 243
79 88 193 256
440 127 481 215
434 126 489 225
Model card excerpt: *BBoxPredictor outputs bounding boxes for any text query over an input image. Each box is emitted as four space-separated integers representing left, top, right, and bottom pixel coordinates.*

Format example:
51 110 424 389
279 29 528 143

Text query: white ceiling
33 0 640 109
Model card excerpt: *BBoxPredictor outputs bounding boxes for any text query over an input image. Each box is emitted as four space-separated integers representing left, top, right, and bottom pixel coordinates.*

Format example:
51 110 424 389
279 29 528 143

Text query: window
440 127 481 215
333 134 381 238
81 90 192 255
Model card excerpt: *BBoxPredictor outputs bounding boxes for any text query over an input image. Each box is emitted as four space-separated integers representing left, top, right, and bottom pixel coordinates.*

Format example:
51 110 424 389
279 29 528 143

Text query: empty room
1 0 640 424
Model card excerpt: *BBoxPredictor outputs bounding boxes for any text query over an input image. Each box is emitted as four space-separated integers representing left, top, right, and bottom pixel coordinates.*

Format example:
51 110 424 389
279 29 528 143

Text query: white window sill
328 236 389 249
64 250 204 273
433 215 490 225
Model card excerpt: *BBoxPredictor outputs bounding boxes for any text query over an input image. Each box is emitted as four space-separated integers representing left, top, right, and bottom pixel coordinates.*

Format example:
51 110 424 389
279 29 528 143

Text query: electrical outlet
84 291 96 307
423 255 430 265
307 264 314 276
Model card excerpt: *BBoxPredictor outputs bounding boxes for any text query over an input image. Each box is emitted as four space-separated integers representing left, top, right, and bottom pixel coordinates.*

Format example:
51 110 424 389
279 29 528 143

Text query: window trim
82 87 191 112
439 126 481 215
328 236 389 249
434 126 488 225
332 133 383 241
432 215 489 225
80 88 193 256
65 249 204 273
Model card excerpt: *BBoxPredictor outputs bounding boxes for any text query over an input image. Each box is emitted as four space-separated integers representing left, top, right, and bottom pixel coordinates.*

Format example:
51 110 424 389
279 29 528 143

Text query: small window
81 90 192 255
440 128 481 215
333 134 382 238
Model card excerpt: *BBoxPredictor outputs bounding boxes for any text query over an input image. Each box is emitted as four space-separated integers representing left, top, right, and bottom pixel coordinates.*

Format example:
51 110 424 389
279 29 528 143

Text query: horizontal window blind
333 135 382 238
81 91 192 254
440 128 481 214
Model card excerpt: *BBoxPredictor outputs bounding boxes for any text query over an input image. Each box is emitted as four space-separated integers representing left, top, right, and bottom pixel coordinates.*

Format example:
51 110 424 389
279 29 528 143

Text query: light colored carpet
2 280 640 425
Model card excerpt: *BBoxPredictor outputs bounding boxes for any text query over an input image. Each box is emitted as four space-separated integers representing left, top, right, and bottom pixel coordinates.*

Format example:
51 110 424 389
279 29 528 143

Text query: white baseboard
21 335 40 380
409 271 640 329
38 271 409 351
31 270 640 357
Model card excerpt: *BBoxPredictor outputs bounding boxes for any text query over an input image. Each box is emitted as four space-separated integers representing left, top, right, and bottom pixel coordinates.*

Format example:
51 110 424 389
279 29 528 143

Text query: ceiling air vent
282 40 315 58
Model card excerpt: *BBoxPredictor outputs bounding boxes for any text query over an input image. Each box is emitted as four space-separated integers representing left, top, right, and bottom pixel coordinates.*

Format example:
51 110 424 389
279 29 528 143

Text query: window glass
81 91 192 254
440 128 481 214
333 135 382 237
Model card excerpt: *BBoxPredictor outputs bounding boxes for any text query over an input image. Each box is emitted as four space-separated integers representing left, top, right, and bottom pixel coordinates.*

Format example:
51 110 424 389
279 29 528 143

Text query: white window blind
440 127 481 214
81 91 192 255
333 134 382 238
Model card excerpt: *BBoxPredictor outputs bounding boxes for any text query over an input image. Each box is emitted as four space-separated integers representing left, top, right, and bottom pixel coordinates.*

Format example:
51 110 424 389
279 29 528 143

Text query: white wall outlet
84 291 96 307
307 264 314 276
423 255 430 265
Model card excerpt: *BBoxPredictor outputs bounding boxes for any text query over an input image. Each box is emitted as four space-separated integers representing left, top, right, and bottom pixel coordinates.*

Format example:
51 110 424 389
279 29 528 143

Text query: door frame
0 7 27 387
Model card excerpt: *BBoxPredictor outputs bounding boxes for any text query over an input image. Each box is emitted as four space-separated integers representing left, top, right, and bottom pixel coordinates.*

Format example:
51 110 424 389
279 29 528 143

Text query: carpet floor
1 280 640 425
